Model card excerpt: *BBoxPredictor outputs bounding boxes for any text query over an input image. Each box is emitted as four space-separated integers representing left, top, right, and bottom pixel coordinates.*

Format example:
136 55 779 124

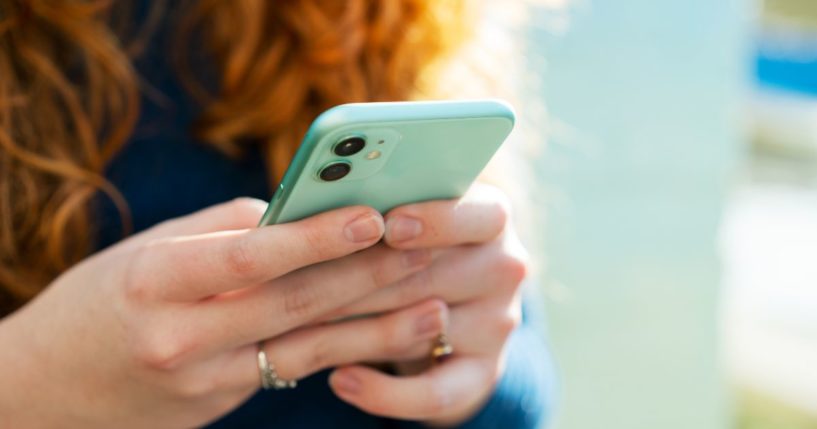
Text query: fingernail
332 371 361 395
416 308 443 337
402 249 431 269
386 217 423 243
344 214 384 243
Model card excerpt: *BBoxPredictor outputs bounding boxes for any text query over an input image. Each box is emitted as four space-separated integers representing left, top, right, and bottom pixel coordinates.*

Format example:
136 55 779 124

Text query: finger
383 183 509 249
330 238 526 319
224 299 448 388
192 244 433 351
387 297 521 362
329 357 495 421
150 197 269 237
129 206 385 301
446 296 520 356
119 198 269 250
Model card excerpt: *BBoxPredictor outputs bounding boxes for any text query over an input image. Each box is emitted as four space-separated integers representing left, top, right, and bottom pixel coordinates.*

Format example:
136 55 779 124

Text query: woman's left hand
327 183 530 426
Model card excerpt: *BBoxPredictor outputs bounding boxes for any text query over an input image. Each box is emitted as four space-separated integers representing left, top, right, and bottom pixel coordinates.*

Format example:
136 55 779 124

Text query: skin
331 183 529 426
0 183 528 428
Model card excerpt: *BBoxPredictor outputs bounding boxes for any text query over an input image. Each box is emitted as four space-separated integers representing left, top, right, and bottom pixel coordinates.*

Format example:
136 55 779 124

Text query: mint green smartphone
258 99 515 226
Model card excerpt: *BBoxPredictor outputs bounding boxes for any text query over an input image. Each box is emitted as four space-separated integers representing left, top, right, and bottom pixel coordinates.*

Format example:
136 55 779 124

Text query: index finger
383 183 510 249
128 206 385 301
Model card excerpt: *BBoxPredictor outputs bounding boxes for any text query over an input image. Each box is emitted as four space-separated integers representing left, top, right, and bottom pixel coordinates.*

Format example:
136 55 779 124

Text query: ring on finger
257 343 298 390
430 333 454 364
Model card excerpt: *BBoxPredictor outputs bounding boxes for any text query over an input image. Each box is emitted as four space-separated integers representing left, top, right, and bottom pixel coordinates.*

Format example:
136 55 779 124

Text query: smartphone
258 99 515 226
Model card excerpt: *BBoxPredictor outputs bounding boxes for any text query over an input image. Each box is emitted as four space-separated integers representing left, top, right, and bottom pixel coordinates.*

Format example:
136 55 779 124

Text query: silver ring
257 344 297 390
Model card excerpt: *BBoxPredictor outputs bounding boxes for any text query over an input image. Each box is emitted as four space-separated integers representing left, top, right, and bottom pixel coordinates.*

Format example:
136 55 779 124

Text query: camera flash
366 150 382 160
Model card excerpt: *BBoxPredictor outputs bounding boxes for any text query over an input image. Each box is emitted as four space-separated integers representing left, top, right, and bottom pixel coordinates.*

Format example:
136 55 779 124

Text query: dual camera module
319 136 366 182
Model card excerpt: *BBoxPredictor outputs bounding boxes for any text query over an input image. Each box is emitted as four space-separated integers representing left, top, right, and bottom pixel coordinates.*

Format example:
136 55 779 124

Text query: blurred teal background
527 0 817 427
525 1 750 428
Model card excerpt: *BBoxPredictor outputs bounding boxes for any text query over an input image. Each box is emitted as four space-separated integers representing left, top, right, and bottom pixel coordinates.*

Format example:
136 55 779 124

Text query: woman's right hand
0 198 446 429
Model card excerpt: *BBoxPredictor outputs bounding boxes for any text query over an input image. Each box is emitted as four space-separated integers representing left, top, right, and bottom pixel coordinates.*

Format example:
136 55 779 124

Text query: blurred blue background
522 0 817 427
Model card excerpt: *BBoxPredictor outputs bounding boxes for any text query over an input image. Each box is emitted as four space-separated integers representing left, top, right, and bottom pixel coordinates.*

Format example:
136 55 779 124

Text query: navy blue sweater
95 4 554 428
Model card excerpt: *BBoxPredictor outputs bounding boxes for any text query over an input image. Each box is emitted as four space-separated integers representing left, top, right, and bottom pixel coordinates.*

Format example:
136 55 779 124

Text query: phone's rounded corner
306 104 358 139
486 98 517 128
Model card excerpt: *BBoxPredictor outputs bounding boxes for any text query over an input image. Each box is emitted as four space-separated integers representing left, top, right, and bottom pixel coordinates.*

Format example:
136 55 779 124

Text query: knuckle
224 234 261 281
282 282 319 319
413 265 436 296
130 324 196 371
122 243 158 302
496 252 529 291
362 248 399 291
303 335 333 375
366 263 390 291
395 271 432 305
496 313 520 339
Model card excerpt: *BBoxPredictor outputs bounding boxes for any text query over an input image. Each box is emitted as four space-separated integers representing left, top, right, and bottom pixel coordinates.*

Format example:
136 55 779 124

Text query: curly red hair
0 0 477 314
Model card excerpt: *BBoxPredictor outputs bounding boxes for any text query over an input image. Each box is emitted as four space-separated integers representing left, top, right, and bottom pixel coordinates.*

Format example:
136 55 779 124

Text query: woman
0 1 553 428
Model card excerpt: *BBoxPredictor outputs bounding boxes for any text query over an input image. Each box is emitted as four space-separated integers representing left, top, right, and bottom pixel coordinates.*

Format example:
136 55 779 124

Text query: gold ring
257 343 297 390
430 333 454 364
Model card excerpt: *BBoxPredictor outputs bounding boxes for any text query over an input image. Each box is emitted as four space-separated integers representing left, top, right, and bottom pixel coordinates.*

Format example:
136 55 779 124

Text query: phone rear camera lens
319 162 351 182
333 137 366 156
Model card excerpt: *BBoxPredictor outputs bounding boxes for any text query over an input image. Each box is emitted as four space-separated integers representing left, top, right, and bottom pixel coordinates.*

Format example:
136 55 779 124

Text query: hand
0 198 449 428
326 184 530 426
